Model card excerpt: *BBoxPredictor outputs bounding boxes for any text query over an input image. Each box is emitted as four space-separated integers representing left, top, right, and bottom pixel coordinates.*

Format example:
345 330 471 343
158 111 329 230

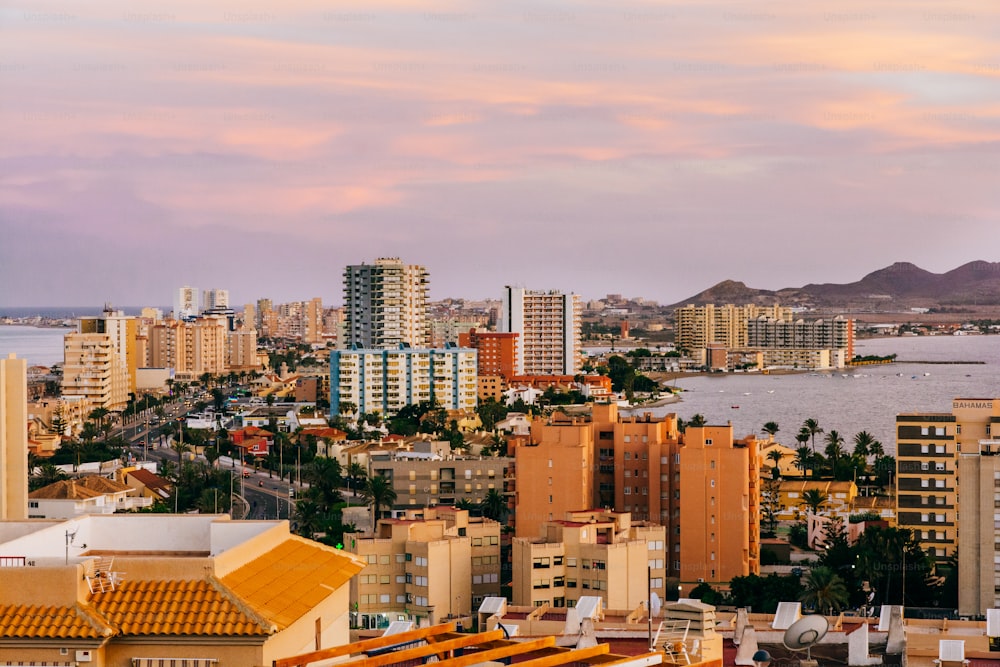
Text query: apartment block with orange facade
345 507 500 628
512 510 667 610
512 403 760 589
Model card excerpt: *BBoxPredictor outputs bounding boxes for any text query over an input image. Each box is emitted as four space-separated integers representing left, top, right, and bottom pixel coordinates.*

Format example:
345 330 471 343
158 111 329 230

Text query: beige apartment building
951 398 1000 615
345 507 500 628
79 307 139 394
227 324 261 371
511 510 666 610
61 333 130 413
746 315 855 360
147 315 228 378
1 354 28 521
499 287 582 376
344 257 430 349
674 303 792 352
512 404 761 587
895 412 958 564
369 447 512 509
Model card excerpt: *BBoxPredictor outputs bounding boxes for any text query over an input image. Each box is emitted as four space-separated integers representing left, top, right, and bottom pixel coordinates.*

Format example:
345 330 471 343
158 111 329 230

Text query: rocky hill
670 260 1000 310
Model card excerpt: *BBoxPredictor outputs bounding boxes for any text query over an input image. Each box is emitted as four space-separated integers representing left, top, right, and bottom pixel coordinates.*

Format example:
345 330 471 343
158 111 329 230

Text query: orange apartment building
459 329 519 402
511 403 760 587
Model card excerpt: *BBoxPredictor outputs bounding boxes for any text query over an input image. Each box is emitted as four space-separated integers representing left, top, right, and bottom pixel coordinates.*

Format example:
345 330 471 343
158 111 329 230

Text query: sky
2 0 999 308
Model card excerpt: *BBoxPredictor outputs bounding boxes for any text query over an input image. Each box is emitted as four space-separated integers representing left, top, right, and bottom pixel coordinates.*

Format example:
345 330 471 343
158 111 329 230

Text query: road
113 399 300 520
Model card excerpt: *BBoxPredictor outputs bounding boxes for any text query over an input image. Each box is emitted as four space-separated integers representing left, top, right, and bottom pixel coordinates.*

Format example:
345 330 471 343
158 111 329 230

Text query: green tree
853 431 875 460
30 462 70 491
305 457 344 510
802 418 823 453
688 414 706 427
293 499 323 539
761 421 780 439
480 488 507 523
801 489 828 515
799 566 849 614
766 449 783 478
824 430 847 478
362 474 397 522
794 446 812 477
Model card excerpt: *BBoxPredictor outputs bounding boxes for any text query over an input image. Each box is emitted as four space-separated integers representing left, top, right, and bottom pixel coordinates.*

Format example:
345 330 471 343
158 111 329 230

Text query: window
554 556 563 565
582 559 591 570
489 536 499 545
415 596 428 606
566 579 577 588
472 537 483 546
367 554 378 564
624 487 631 495
648 540 664 551
465 470 472 479
921 479 929 488
935 462 946 471
921 513 929 522
473 574 483 584
533 579 550 589
533 557 551 569
396 575 406 583
935 479 945 488
415 556 428 567
935 427 945 436
648 559 664 569
409 470 416 480
396 594 408 603
935 514 945 523
553 576 565 586
415 575 428 587
380 575 390 584
651 577 663 588
592 560 606 570
705 439 713 446
920 444 929 453
566 558 577 567
380 594 390 604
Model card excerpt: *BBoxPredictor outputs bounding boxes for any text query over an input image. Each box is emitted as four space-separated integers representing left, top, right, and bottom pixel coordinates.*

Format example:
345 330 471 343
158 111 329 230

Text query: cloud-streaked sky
2 0 998 308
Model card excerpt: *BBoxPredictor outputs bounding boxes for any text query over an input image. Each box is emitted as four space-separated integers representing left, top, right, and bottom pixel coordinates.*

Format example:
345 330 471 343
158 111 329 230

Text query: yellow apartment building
511 510 666 610
61 333 130 413
79 308 139 395
1 354 28 521
674 303 792 352
345 507 500 628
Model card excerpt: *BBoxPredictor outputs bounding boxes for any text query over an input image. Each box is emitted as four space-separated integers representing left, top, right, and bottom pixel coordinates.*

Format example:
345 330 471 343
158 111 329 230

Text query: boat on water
731 405 740 409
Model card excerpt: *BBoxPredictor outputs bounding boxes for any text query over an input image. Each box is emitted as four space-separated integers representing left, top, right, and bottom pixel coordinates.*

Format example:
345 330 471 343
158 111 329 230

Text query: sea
622 335 1000 455
0 325 70 367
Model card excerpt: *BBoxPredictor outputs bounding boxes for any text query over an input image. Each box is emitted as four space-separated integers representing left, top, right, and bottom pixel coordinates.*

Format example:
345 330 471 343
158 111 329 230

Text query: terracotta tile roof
0 603 113 639
29 479 104 500
78 475 131 494
221 537 365 630
126 468 172 495
90 579 271 637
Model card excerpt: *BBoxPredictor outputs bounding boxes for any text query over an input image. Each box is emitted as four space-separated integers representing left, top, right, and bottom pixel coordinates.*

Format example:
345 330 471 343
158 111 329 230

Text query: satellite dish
650 592 662 616
783 615 829 659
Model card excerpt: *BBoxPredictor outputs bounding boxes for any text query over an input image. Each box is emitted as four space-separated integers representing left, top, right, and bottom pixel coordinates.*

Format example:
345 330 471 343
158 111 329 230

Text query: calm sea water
632 335 1000 455
0 325 68 367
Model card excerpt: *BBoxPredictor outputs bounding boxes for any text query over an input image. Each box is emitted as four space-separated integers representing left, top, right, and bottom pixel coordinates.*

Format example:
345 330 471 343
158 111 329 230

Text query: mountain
670 261 1000 310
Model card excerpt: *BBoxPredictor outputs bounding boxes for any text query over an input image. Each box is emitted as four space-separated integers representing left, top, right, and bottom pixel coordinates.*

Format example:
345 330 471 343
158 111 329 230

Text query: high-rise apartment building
895 412 958 565
330 345 477 418
512 510 666 610
344 258 429 349
174 286 200 320
79 306 139 394
512 404 760 586
345 507 500 627
674 303 792 351
678 425 761 585
61 333 130 413
458 329 518 379
369 449 512 509
304 297 324 344
147 316 228 377
0 354 28 520
499 287 581 376
747 315 855 360
950 398 1000 615
202 288 229 311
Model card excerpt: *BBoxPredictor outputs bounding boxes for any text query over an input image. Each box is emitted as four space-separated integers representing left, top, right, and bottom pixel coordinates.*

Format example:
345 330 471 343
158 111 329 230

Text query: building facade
0 354 28 521
345 508 500 627
674 303 793 351
746 315 855 361
147 316 228 378
329 345 477 418
61 333 130 413
511 404 761 586
369 449 512 509
952 398 1000 616
173 285 199 319
343 258 429 349
511 510 666 610
499 287 582 376
895 412 958 565
79 307 139 395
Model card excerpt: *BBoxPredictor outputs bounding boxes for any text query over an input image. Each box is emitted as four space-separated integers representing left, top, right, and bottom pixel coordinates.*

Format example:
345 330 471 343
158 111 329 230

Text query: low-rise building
344 507 501 628
27 477 153 518
0 514 365 666
511 510 666 610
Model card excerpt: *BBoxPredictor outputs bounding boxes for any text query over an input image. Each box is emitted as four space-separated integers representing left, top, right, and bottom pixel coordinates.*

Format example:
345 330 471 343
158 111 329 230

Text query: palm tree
688 414 706 427
794 446 812 478
305 457 343 510
88 407 112 440
824 430 846 474
766 449 783 479
293 499 323 539
30 462 70 491
801 489 828 515
802 418 823 453
853 431 875 460
361 474 397 523
480 488 507 523
761 421 780 440
799 566 849 614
